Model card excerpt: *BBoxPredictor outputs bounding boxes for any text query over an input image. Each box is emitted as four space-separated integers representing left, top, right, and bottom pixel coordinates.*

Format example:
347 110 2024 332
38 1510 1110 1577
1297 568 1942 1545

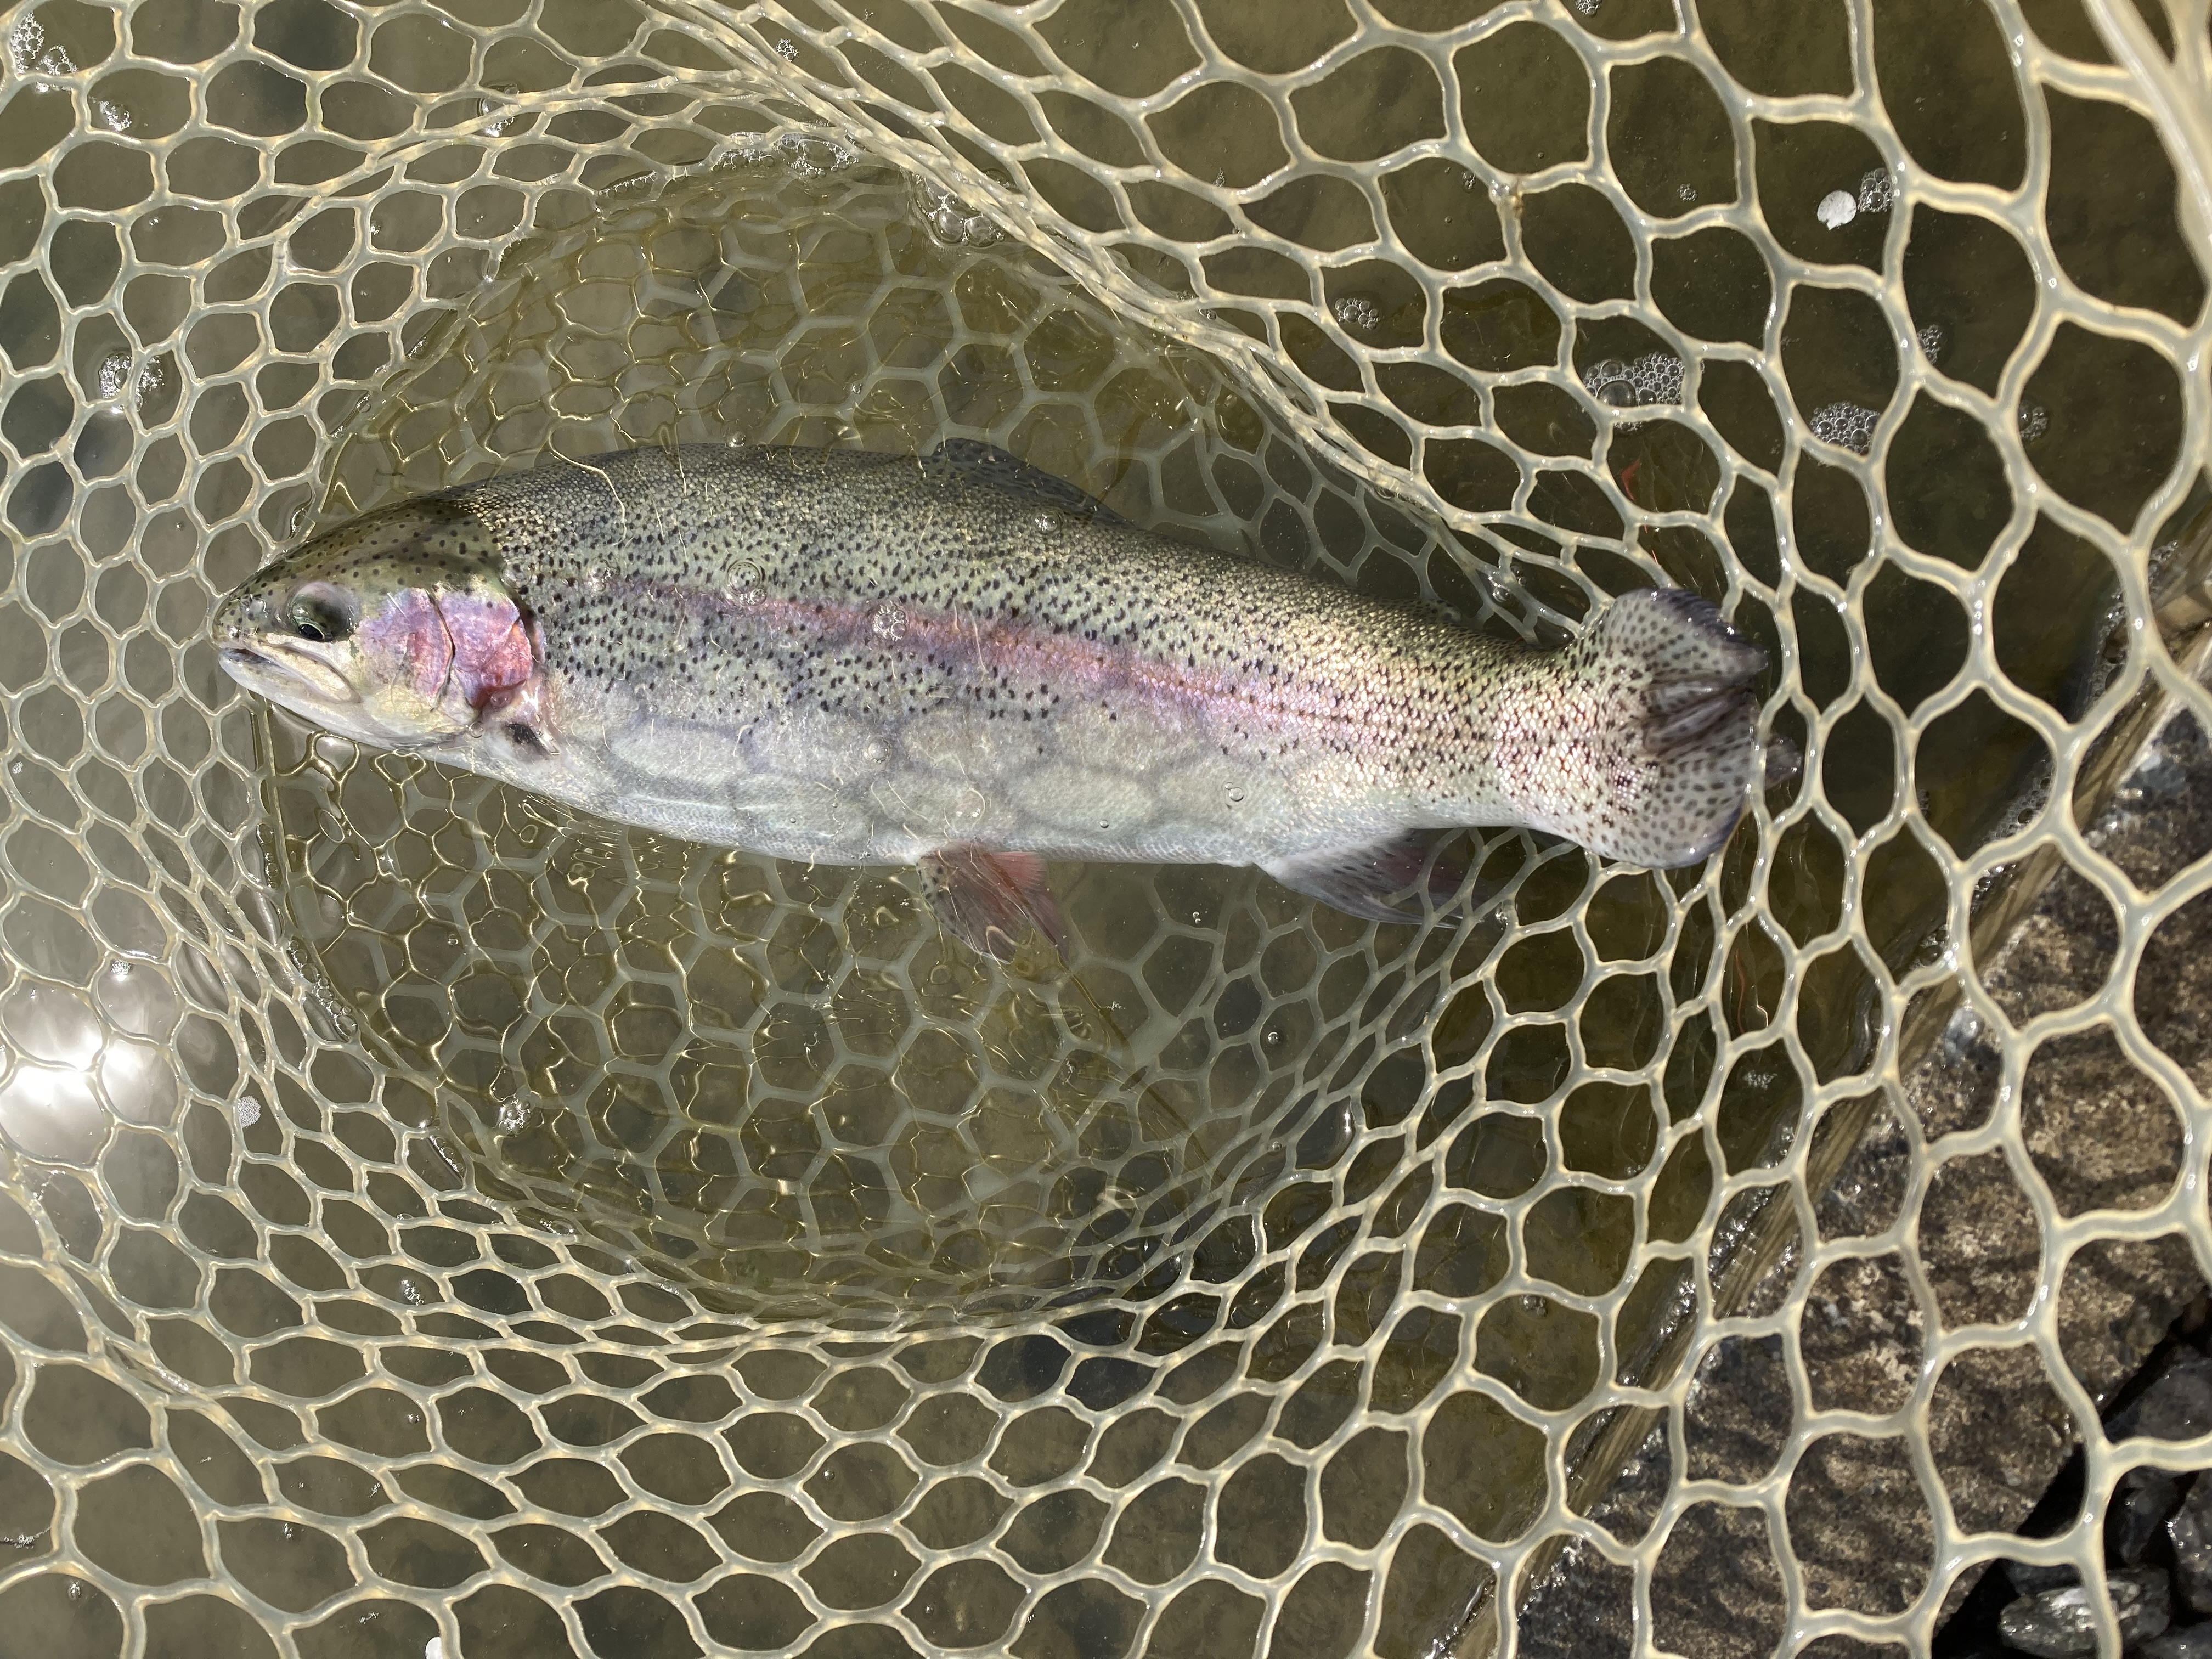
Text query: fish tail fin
1554 588 1769 867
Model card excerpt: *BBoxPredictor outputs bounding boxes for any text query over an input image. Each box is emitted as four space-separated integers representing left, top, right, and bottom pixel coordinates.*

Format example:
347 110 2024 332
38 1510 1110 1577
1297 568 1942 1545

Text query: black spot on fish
504 721 548 755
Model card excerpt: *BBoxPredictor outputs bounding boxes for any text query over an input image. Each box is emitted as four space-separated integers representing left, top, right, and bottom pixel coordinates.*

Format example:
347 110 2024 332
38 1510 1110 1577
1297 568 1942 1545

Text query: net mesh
0 0 2208 1654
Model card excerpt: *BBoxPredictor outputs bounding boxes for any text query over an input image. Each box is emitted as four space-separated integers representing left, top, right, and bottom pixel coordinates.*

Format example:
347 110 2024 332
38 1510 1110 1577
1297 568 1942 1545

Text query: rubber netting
0 0 2209 1654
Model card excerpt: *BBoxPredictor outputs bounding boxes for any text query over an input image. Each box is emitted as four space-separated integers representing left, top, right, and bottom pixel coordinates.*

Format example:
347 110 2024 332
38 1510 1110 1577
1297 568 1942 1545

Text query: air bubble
1809 402 1879 454
496 1098 531 1132
1916 323 1946 364
1857 168 1897 213
713 138 773 171
97 354 132 403
1580 352 1684 409
1331 296 1383 334
5 15 70 77
92 99 129 133
777 132 859 178
583 566 611 594
872 602 907 640
863 739 888 768
2018 402 2049 443
918 182 1002 247
1224 783 1247 806
2 15 38 74
724 561 764 606
954 788 986 823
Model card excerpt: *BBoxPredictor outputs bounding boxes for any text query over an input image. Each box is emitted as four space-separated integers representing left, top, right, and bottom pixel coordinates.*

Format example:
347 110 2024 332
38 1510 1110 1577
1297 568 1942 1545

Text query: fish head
212 495 538 749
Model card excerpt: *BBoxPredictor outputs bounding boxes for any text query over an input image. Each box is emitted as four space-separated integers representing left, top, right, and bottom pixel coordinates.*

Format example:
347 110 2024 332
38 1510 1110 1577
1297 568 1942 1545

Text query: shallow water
2 0 2209 1653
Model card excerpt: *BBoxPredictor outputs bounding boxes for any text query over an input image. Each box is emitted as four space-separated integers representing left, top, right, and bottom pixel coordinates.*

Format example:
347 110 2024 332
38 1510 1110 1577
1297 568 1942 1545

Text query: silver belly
459 680 1404 868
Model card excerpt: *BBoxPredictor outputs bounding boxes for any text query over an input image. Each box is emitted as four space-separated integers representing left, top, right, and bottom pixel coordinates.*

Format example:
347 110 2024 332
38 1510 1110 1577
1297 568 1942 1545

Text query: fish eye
285 583 357 645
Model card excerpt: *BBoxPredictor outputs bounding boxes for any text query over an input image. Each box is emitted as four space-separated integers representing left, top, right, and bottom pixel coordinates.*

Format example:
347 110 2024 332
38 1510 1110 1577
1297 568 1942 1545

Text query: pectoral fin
1263 831 1484 924
477 675 556 759
918 846 1068 962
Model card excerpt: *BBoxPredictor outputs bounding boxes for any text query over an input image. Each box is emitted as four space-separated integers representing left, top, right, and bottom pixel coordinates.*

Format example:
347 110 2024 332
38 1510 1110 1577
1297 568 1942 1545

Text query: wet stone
1918 1150 2042 1329
2020 1025 2185 1217
2111 1468 2182 1566
1785 1434 1934 1614
1901 1003 2001 1141
1651 1502 1787 1659
1796 1641 1909 1659
2168 1474 2212 1614
1683 1335 1789 1486
1799 1252 1923 1415
2058 1235 2207 1404
1571 1409 1669 1545
2143 1624 2212 1659
2117 1351 2212 1442
1996 1570 2169 1656
1516 1537 1632 1659
1979 864 2118 1025
1930 1346 2076 1535
2005 1561 2080 1597
1813 1094 1909 1240
2095 707 2212 896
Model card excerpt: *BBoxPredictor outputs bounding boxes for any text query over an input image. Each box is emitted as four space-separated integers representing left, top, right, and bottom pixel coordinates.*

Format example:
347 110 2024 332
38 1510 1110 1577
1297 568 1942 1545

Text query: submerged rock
2123 1353 2212 1443
1996 1570 2169 1656
2005 1560 2081 1598
2112 1468 2185 1565
2141 1624 2212 1659
2172 1478 2212 1615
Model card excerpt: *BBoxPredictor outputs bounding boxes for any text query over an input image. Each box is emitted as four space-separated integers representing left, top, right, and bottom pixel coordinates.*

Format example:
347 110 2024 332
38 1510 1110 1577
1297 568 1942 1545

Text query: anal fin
918 846 1068 963
1263 831 1483 925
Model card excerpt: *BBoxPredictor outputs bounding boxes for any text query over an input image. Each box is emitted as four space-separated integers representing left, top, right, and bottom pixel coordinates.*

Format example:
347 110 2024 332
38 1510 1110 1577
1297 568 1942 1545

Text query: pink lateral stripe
583 571 1389 742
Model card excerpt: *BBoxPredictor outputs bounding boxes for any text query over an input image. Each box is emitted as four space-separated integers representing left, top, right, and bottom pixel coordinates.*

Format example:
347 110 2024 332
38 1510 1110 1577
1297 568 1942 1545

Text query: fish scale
213 441 1768 949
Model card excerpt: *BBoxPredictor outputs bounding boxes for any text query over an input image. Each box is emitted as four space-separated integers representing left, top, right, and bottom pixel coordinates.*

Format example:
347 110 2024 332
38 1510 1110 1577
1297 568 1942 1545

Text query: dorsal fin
923 439 1125 525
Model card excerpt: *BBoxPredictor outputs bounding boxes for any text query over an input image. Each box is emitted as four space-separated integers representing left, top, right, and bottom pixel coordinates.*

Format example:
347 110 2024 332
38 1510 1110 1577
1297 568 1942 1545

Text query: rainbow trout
213 442 1767 955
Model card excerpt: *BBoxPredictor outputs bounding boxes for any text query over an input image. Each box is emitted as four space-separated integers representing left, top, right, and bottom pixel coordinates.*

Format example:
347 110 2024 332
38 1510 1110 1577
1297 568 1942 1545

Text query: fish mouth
219 638 361 706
